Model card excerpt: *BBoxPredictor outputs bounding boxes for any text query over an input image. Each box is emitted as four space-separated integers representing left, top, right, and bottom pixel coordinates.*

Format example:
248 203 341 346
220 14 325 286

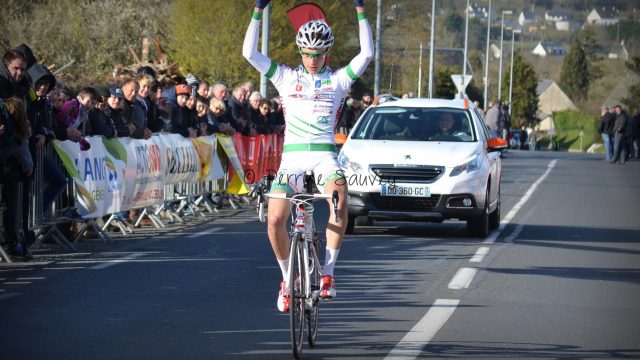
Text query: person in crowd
207 97 235 135
48 87 70 118
253 99 273 134
598 106 616 161
1 97 34 259
193 95 210 138
337 88 357 134
0 50 31 100
229 86 253 135
56 87 99 151
120 79 151 140
270 96 285 134
242 81 254 99
622 106 636 161
500 102 512 140
361 92 372 110
136 73 161 133
248 91 263 129
519 125 529 150
484 100 502 138
170 84 197 138
197 80 209 99
104 86 132 137
611 104 628 164
211 82 229 103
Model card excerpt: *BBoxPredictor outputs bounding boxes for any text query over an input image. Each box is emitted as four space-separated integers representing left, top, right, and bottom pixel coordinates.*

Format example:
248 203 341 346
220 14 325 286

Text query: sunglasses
299 49 328 59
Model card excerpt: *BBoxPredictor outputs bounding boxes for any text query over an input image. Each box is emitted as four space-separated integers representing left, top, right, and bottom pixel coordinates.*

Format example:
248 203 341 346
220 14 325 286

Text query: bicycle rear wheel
307 233 321 346
289 233 305 359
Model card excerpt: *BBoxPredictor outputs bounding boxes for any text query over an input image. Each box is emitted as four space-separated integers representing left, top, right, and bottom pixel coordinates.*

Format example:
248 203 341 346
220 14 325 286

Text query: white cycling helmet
296 20 334 49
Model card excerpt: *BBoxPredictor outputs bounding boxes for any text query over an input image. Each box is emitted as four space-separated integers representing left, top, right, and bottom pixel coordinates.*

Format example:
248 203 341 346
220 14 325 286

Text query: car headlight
450 154 481 177
338 151 363 173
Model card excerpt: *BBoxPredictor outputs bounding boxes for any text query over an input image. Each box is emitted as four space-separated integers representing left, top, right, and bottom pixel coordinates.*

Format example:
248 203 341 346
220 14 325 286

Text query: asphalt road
1 150 639 359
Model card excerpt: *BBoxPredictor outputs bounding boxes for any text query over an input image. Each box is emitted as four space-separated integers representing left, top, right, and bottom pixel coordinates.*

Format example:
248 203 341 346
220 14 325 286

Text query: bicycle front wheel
290 233 305 359
307 233 321 346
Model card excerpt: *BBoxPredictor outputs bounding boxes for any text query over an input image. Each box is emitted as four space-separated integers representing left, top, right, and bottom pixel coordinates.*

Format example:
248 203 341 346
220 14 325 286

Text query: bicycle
258 172 339 359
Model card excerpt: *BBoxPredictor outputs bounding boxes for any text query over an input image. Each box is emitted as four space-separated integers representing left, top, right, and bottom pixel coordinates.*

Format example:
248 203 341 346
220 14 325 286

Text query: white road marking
484 159 557 245
89 253 147 270
0 292 20 301
470 247 490 263
384 299 460 360
448 267 478 289
186 227 222 238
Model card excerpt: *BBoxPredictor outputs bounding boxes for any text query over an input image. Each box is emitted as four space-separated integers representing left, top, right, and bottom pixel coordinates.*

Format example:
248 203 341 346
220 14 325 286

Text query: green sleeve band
346 64 358 81
265 60 277 79
252 11 262 20
357 12 367 21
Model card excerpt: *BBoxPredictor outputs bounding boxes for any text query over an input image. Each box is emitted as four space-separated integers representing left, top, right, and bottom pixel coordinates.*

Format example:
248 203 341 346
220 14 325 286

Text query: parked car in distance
338 97 508 237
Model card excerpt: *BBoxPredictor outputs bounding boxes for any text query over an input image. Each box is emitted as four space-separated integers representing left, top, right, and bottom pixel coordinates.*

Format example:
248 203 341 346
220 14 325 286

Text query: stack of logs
112 38 182 84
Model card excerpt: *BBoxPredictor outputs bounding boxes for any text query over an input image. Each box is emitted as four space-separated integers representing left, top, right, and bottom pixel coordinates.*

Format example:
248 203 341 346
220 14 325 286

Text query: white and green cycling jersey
243 11 374 153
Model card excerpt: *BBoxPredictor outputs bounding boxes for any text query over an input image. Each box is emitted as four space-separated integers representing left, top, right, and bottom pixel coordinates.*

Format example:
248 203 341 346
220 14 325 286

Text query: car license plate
380 184 430 197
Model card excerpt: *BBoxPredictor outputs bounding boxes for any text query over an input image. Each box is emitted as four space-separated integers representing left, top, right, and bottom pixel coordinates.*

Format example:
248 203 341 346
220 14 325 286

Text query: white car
337 97 507 237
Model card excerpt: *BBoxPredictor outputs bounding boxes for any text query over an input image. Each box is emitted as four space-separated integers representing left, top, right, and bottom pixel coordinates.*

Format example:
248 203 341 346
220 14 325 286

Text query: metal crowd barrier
2 133 280 261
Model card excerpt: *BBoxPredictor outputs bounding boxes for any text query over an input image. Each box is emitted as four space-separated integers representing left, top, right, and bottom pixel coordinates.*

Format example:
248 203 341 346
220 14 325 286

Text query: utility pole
374 0 382 96
483 0 492 108
428 0 436 98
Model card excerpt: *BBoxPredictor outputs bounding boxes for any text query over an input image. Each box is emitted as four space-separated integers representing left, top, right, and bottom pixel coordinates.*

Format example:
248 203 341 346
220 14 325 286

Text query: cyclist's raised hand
256 0 271 9
353 0 364 7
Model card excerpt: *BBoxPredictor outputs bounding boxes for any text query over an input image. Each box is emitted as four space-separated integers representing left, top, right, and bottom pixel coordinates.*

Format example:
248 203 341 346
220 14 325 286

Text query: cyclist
243 0 373 311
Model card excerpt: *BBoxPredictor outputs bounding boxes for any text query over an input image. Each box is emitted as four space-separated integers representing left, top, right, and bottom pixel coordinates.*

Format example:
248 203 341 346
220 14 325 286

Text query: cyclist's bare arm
243 1 374 78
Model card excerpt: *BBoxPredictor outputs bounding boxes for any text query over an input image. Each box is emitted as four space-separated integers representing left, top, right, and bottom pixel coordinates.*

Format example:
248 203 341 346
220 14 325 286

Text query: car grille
370 165 445 184
371 194 442 210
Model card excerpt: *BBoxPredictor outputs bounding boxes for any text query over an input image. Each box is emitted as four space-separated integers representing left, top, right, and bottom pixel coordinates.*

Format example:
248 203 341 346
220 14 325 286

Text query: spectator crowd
0 43 378 261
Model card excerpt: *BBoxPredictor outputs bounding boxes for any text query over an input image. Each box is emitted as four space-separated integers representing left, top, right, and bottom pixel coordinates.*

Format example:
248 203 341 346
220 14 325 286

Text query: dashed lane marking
384 299 460 360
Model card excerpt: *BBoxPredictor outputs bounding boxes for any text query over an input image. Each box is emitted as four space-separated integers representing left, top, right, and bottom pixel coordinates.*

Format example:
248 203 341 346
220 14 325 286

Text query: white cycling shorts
271 151 345 194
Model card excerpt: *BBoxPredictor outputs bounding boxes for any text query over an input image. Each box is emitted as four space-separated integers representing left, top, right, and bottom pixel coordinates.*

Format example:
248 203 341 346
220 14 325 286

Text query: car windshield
350 106 477 142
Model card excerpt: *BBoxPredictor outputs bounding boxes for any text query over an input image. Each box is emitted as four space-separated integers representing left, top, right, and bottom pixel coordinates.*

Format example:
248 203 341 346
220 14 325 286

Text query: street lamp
483 0 492 108
508 30 515 117
498 10 513 101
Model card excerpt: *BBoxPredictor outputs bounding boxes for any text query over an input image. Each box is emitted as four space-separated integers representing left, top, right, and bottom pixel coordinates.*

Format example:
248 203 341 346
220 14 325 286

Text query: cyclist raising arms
243 0 373 311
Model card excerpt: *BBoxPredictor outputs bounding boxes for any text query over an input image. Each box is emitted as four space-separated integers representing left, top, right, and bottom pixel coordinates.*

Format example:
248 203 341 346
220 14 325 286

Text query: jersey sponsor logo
315 80 322 88
313 94 334 100
314 103 333 110
321 78 332 86
289 94 306 99
316 115 329 124
321 87 334 91
295 84 303 92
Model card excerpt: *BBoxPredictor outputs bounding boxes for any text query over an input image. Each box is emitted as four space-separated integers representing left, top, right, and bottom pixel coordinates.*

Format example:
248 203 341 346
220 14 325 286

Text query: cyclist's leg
315 157 348 298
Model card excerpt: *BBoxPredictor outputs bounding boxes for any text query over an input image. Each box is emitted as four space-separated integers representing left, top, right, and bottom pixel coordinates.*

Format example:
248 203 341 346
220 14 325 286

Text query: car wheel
355 216 373 227
345 215 356 234
467 187 489 238
489 185 500 230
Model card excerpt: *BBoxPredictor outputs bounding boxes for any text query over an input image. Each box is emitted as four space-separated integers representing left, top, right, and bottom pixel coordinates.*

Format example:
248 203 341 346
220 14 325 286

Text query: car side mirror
488 137 508 152
335 133 347 145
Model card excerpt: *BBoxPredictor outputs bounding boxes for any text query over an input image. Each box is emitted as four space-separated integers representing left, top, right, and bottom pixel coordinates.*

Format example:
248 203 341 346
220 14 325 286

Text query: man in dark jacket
120 79 151 140
598 106 616 161
611 105 628 164
0 50 30 100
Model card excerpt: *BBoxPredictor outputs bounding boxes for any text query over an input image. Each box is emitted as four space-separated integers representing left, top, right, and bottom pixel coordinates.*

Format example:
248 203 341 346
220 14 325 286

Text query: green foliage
502 53 538 125
0 0 171 85
434 65 455 99
622 56 640 111
560 38 590 102
545 110 599 151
